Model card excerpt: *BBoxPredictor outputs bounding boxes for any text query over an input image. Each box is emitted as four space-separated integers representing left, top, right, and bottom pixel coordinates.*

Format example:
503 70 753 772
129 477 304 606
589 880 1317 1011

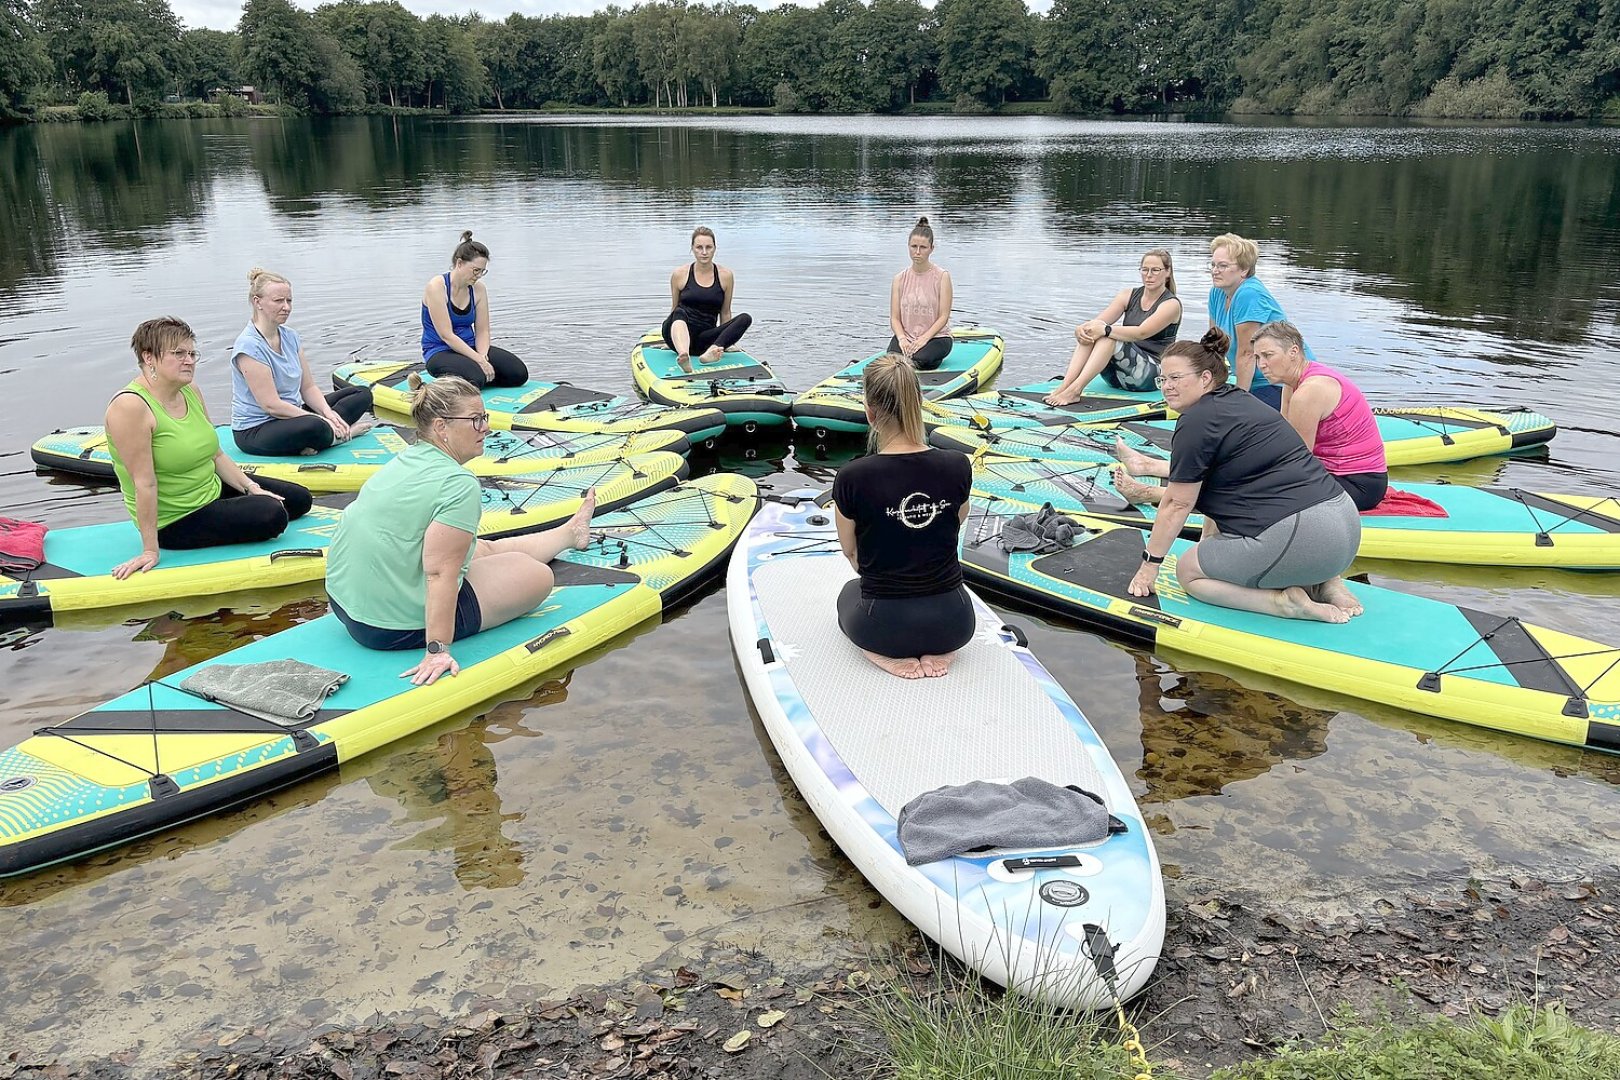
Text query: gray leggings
1196 491 1361 589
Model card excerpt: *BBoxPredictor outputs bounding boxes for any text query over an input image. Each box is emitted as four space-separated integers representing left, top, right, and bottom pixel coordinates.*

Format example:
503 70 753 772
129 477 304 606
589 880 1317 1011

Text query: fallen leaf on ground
757 1010 786 1028
722 1031 751 1053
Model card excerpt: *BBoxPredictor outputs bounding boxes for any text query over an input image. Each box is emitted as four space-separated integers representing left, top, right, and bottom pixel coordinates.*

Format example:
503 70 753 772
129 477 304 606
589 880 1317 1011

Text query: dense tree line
1 0 1616 121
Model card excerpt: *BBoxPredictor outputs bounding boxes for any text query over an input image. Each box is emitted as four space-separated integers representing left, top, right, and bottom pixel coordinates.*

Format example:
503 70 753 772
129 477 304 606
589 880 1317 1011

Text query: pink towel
1362 488 1448 519
0 517 48 572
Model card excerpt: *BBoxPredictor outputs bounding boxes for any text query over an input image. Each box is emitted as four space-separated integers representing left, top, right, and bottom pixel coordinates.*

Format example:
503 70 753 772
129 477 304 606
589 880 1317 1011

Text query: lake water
2 115 1619 1065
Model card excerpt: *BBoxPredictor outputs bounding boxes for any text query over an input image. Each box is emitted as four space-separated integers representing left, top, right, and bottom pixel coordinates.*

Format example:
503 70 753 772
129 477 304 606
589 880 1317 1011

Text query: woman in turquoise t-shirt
324 376 596 687
1206 233 1311 411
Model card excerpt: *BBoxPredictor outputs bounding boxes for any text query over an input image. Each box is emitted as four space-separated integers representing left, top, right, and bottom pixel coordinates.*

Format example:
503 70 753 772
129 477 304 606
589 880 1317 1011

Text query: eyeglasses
468 267 488 279
1209 261 1236 271
444 412 492 430
1140 267 1167 274
164 349 201 361
1154 372 1199 388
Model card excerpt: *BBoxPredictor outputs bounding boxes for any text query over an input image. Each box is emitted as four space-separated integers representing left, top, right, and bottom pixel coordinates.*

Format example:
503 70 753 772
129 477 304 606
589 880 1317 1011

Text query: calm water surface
2 115 1619 1064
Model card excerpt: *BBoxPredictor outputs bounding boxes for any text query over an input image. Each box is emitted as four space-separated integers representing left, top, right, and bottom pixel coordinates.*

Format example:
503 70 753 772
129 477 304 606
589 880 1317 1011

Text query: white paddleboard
727 490 1164 1007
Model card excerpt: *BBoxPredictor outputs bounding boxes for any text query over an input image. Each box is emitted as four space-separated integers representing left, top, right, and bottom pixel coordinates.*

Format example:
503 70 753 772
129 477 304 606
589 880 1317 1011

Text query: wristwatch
1103 323 1114 338
425 640 450 655
1141 551 1165 565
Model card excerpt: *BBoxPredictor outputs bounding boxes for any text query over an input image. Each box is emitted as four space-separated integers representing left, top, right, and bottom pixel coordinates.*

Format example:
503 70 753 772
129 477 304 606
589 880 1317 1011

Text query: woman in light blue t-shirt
1206 234 1312 411
231 267 375 456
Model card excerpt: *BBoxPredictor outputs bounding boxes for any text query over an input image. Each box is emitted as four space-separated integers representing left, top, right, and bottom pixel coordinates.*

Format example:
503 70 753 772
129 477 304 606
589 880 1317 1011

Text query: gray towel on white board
180 659 349 726
997 503 1078 554
896 777 1110 866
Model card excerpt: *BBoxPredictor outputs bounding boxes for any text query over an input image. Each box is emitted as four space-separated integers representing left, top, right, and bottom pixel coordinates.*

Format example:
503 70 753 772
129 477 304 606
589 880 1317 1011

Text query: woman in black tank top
1046 249 1183 404
661 226 752 372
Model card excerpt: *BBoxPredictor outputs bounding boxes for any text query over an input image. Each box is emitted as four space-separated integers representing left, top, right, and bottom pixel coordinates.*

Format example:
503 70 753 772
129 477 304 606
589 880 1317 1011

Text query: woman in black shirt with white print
832 354 975 679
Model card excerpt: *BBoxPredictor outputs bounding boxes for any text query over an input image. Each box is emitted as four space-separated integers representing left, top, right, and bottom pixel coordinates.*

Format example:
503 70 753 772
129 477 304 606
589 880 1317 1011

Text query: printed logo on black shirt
886 492 953 529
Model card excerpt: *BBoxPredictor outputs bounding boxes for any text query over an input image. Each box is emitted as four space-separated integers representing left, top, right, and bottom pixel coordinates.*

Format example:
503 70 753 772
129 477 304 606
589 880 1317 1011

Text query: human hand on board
113 548 160 580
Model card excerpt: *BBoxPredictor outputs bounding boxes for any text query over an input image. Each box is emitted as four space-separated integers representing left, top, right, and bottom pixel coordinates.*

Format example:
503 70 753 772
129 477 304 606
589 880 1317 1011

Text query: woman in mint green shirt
325 376 597 687
105 316 313 581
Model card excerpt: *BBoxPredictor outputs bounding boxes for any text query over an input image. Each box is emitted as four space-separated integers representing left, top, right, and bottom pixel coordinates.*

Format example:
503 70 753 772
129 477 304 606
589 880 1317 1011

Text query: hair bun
248 266 265 281
916 215 929 226
1200 327 1230 355
406 372 424 392
460 230 474 243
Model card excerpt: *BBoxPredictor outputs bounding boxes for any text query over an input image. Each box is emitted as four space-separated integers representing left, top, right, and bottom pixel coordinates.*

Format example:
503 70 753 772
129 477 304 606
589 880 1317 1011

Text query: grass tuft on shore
1213 1003 1620 1080
851 951 1166 1080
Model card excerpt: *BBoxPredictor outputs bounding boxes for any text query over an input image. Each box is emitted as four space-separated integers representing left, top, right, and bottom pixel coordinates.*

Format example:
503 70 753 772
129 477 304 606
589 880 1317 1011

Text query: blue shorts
329 579 483 651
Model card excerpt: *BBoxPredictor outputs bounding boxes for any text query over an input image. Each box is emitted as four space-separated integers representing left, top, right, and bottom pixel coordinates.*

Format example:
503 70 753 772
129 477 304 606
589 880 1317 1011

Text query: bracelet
1103 323 1114 338
1141 551 1165 564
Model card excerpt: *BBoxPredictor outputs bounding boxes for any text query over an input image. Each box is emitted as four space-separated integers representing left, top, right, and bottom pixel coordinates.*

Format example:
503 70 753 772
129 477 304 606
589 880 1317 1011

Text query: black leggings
156 475 314 550
234 386 374 457
887 335 954 372
837 579 975 659
426 345 528 389
662 311 752 355
1334 471 1389 512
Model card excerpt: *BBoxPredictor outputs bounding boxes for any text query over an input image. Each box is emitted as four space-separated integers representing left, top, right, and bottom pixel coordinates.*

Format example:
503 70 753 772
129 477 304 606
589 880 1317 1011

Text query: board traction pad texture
750 555 1106 816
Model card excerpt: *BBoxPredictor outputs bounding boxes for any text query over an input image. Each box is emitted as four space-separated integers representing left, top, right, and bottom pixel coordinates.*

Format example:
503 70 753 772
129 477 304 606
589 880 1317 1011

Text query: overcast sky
177 0 1053 33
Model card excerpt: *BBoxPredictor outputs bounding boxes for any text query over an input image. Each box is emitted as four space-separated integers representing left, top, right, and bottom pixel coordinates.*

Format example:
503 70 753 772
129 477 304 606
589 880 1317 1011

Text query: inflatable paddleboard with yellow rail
790 327 1005 437
30 423 688 493
333 361 727 446
959 497 1620 754
0 474 759 878
0 451 690 622
960 446 1620 571
630 331 792 431
933 404 1555 469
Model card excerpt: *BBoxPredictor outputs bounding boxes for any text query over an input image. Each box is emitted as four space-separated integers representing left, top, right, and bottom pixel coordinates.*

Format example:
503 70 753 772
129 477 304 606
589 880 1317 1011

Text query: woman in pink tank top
1252 321 1388 511
887 216 954 371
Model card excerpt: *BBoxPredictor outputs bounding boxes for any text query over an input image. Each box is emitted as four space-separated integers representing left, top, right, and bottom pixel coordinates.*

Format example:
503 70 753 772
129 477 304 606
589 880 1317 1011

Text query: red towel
0 517 48 572
1362 488 1448 518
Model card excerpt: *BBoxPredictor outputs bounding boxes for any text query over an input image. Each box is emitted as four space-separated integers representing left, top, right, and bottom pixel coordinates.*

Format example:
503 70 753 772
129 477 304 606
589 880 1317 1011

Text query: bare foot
1113 436 1155 476
1275 586 1350 624
677 352 692 373
919 652 957 677
1310 578 1364 617
567 488 597 549
1112 469 1160 506
862 650 924 679
699 346 725 365
347 416 377 440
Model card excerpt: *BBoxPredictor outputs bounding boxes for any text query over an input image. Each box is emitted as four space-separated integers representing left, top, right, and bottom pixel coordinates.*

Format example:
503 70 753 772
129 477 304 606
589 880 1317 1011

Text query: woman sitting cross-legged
1116 328 1363 623
324 376 595 687
232 267 375 456
832 354 975 679
106 316 314 581
421 231 530 389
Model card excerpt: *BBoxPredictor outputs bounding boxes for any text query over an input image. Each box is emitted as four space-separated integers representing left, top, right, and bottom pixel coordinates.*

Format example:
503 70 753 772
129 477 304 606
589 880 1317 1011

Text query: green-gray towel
896 777 1109 866
180 659 350 726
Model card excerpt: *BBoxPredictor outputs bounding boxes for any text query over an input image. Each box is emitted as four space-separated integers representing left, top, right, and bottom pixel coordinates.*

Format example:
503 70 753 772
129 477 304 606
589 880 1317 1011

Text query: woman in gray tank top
1046 249 1182 404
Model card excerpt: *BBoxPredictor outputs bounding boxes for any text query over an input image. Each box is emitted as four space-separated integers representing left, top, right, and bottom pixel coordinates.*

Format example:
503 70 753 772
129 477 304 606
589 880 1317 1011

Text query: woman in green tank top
104 317 314 580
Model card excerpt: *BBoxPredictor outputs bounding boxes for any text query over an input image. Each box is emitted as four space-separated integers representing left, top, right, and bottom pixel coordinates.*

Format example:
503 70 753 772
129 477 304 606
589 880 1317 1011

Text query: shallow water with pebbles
1 115 1617 1067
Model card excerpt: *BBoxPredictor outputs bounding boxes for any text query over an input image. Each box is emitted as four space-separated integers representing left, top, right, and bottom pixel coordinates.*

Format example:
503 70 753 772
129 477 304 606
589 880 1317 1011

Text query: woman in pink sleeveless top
887 216 954 371
1253 321 1388 511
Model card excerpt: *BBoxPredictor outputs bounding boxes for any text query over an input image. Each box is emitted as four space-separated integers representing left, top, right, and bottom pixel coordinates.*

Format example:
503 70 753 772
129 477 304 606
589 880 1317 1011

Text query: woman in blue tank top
420 231 529 389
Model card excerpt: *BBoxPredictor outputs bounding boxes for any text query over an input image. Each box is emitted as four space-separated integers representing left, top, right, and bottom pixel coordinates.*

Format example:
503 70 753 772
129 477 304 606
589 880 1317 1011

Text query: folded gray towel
180 659 350 726
896 777 1110 865
997 503 1078 554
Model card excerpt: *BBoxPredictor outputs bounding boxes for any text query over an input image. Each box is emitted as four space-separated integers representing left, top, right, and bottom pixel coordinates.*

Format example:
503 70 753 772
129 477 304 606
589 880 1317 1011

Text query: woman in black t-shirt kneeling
832 355 975 679
1115 329 1363 623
